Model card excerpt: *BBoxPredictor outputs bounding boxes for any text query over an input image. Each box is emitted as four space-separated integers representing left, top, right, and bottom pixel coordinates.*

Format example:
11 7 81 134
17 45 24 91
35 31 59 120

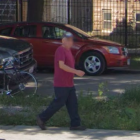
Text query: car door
40 25 68 66
12 24 44 66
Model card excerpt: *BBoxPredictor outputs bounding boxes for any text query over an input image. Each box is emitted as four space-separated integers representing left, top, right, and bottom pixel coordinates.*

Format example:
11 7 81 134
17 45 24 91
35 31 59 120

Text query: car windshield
65 24 91 38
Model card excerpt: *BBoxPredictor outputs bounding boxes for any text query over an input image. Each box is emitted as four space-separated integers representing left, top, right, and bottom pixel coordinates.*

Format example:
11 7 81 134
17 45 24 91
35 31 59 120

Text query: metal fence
0 0 27 23
44 0 140 49
0 0 17 23
0 0 140 49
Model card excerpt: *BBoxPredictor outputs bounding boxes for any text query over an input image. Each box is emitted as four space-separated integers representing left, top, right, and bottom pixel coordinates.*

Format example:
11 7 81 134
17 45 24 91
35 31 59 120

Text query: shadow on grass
129 57 140 70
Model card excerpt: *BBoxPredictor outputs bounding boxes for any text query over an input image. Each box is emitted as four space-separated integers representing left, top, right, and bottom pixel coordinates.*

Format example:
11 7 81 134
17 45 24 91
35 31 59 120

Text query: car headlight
2 57 14 64
104 46 120 54
0 57 14 68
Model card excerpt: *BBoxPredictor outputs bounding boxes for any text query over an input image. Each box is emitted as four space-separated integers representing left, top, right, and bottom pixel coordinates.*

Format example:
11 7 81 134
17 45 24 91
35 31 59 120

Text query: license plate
127 59 130 65
29 66 34 73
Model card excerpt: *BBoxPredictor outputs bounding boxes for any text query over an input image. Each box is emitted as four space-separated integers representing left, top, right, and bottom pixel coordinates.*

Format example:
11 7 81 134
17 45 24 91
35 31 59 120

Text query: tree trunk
27 0 44 21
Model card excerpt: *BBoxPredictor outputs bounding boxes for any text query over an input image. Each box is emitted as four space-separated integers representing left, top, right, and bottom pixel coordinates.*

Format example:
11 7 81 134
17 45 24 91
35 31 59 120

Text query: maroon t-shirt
54 46 75 87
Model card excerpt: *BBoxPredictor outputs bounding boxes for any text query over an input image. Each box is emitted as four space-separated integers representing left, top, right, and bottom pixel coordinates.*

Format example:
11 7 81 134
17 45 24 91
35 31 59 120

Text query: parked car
0 35 37 87
0 22 130 75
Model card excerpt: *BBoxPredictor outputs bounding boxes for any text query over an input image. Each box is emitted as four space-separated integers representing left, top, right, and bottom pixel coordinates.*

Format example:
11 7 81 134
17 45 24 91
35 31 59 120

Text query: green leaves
98 81 109 97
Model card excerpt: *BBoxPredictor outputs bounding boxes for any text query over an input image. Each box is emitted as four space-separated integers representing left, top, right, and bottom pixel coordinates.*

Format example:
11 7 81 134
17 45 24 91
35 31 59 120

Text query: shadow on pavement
1 126 140 140
37 68 140 75
35 68 140 96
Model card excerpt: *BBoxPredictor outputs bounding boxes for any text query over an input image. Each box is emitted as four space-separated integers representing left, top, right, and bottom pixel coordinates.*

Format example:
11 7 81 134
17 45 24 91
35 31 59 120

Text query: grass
129 57 140 70
0 94 52 107
1 88 140 130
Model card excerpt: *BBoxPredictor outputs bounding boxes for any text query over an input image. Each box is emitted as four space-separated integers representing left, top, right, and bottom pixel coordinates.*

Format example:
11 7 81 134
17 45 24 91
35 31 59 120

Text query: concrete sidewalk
0 126 140 140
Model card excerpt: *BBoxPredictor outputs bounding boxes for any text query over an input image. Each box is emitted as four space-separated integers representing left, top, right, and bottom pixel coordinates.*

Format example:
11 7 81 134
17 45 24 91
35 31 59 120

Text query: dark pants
39 86 81 127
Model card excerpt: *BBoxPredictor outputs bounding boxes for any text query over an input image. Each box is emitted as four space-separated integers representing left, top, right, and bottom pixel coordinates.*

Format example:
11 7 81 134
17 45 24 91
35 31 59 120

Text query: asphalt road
35 70 140 97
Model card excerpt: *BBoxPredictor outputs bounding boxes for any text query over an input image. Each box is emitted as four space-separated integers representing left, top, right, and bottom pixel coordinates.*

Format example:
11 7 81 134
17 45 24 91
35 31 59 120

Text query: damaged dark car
0 36 37 87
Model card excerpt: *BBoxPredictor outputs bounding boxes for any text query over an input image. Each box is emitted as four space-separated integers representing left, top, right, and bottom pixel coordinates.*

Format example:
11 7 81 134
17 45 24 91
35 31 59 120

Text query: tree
27 0 44 21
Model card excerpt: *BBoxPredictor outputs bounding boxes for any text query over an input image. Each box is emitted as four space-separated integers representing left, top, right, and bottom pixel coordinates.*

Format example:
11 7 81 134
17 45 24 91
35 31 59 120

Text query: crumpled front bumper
0 59 37 74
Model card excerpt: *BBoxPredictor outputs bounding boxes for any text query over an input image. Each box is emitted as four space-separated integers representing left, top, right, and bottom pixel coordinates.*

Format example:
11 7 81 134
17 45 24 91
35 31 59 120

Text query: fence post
20 0 23 21
16 0 19 21
68 0 70 24
16 0 22 22
125 0 128 47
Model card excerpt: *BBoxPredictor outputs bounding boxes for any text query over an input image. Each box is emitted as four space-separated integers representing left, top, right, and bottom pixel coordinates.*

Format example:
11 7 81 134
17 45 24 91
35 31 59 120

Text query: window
54 27 67 39
14 25 37 37
42 26 67 39
136 13 140 31
42 26 55 39
0 27 13 36
102 10 112 30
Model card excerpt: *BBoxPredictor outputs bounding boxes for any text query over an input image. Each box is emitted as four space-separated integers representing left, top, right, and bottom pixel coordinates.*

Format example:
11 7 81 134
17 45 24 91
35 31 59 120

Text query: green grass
0 94 52 107
122 86 140 103
1 88 140 130
129 57 140 70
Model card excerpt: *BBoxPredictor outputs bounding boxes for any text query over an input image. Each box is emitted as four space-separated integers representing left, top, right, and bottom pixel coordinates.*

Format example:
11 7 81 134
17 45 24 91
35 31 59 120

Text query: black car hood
0 36 31 55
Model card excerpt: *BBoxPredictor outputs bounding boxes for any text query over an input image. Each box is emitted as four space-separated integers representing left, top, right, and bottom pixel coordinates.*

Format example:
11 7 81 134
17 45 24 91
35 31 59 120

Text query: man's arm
59 61 85 77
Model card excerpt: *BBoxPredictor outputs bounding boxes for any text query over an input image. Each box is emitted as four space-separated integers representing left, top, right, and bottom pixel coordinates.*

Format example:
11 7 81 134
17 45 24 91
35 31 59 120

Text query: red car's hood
88 37 122 47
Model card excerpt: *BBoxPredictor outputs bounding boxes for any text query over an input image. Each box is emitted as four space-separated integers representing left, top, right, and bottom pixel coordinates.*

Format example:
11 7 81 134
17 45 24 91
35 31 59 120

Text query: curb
115 69 140 73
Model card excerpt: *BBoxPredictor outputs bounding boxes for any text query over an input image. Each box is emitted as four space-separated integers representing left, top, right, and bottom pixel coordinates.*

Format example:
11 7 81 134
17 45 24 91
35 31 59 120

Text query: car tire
80 52 106 76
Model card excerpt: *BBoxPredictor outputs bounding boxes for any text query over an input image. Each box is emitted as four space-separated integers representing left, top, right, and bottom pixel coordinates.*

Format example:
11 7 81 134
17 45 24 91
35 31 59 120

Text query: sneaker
36 116 46 130
70 126 86 131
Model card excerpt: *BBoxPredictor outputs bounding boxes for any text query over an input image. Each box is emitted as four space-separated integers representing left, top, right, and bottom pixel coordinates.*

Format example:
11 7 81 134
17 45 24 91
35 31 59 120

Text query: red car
0 22 130 75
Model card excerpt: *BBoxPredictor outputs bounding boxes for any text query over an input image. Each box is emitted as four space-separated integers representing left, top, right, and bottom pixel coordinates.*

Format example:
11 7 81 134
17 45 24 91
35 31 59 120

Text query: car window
42 26 55 39
0 27 13 36
14 25 37 37
42 26 67 39
54 27 67 39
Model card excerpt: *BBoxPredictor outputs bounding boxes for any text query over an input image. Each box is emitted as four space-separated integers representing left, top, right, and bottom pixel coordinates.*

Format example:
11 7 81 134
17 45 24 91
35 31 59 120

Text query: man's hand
75 70 85 77
59 61 85 77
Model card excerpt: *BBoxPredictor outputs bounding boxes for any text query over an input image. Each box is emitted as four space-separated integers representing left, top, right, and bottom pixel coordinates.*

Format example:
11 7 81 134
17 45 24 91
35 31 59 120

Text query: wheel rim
84 56 101 74
7 72 38 97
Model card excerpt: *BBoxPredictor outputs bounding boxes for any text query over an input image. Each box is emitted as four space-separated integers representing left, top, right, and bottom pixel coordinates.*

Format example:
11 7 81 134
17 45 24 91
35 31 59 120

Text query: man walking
37 32 86 131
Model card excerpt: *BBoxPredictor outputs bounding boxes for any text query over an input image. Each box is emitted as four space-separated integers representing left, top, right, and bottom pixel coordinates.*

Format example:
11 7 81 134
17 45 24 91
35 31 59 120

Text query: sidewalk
0 126 140 140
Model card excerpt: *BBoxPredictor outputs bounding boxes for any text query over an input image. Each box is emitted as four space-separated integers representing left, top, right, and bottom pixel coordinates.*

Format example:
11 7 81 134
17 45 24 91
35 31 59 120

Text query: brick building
93 0 140 35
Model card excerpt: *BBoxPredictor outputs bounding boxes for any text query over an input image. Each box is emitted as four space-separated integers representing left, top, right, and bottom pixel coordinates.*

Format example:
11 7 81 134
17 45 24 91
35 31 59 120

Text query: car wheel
80 52 106 76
